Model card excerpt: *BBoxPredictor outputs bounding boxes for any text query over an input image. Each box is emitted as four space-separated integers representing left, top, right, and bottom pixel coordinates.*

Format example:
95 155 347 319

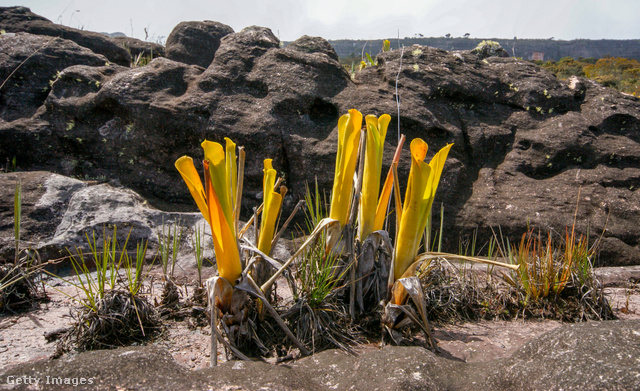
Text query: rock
286 35 340 61
1 9 639 265
2 320 639 390
481 320 640 390
165 21 233 68
0 33 110 122
0 172 87 260
112 36 165 60
336 47 640 266
0 6 131 66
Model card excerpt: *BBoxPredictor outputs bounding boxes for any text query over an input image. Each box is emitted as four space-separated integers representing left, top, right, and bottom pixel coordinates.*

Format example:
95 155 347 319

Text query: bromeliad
175 138 242 286
392 139 453 287
357 114 391 242
329 109 363 228
257 159 285 257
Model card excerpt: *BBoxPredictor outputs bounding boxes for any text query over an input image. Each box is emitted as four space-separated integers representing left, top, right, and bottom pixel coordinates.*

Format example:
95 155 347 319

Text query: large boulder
0 6 131 66
165 21 233 68
0 33 110 122
0 172 86 260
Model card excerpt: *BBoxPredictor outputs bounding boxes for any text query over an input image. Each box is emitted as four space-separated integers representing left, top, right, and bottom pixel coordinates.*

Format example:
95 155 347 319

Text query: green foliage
192 222 210 287
157 219 184 279
541 56 640 96
294 181 344 308
500 226 597 306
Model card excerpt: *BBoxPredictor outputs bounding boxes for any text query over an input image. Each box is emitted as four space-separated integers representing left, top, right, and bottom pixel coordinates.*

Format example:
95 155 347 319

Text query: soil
1 266 639 372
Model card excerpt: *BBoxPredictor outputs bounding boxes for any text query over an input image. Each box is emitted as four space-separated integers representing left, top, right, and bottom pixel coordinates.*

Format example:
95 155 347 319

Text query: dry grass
59 289 162 352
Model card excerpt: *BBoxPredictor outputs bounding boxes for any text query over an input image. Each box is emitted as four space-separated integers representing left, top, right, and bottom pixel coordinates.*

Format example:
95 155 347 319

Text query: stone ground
1 266 638 372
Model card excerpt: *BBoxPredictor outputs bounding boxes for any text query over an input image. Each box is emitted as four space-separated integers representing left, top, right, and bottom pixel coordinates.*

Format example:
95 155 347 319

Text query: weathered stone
481 320 640 390
0 172 86 260
286 35 340 61
2 320 639 390
165 20 233 68
0 33 109 122
0 6 131 66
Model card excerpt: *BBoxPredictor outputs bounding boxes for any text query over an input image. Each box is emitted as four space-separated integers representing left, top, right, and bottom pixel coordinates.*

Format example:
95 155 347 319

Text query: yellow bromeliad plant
175 138 242 285
329 109 363 227
357 114 391 242
257 159 285 256
391 139 453 303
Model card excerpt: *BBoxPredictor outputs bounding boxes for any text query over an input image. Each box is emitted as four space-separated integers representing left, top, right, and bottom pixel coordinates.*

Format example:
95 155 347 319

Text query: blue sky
4 0 638 43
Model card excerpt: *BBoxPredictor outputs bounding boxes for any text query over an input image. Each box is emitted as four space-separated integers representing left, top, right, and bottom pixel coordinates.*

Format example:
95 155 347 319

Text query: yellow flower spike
174 156 210 226
393 140 453 282
358 114 390 241
329 109 363 227
202 140 234 234
257 159 283 256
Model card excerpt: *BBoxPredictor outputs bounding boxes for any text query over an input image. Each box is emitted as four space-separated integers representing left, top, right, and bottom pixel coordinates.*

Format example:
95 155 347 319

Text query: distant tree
445 33 451 39
464 33 470 38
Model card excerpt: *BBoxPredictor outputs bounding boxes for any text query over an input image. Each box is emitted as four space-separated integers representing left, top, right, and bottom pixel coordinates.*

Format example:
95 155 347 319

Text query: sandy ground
1 268 639 371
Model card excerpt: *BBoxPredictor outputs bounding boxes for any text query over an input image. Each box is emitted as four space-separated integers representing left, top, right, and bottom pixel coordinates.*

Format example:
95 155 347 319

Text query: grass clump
499 226 614 321
1 179 46 313
52 227 162 352
279 181 361 354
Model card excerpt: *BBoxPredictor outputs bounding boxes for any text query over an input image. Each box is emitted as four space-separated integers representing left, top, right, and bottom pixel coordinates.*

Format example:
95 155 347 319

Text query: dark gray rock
165 20 233 68
2 320 639 390
286 35 340 61
0 172 86 260
0 33 109 122
0 6 131 66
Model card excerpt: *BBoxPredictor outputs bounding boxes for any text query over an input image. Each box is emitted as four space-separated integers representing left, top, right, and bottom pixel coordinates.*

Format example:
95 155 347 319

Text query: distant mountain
323 37 640 62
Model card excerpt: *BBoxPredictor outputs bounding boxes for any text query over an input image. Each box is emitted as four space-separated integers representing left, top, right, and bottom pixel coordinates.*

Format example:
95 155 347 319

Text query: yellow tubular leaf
425 143 454 214
358 114 389 241
206 176 242 285
174 156 210 225
258 160 282 255
202 140 234 233
329 109 363 226
225 137 238 217
394 138 433 281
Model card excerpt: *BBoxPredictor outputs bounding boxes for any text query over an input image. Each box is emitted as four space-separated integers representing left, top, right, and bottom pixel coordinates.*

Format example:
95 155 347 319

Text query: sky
3 0 639 43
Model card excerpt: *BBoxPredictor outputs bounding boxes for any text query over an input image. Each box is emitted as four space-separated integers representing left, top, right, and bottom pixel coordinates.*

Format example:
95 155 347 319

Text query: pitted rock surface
1 320 638 390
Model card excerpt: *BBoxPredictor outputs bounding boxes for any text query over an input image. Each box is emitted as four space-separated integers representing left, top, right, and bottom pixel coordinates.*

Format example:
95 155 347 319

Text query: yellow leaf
329 109 363 227
358 114 390 241
393 140 453 281
174 156 210 226
257 159 283 255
